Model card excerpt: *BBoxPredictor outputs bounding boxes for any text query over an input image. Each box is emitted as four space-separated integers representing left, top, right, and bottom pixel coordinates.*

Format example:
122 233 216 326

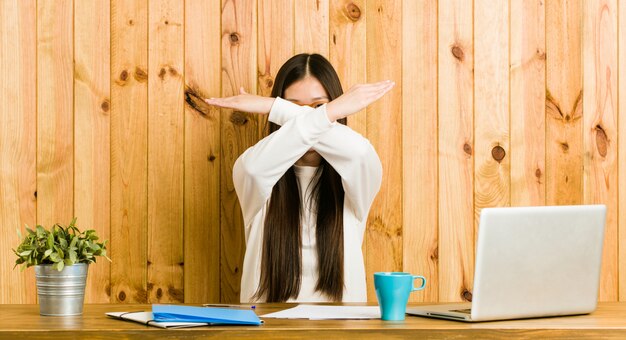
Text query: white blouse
233 97 382 302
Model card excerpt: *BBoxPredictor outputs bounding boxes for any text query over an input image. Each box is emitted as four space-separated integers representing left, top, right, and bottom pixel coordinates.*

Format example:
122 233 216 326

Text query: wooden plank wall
74 0 111 303
110 0 148 303
1 0 625 304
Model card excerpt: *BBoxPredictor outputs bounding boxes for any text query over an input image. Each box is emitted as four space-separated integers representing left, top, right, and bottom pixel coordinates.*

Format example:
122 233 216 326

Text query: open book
107 305 262 328
106 311 210 329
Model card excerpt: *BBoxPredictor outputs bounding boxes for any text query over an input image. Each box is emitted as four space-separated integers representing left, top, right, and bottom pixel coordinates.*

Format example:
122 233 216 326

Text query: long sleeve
233 100 334 228
268 98 383 221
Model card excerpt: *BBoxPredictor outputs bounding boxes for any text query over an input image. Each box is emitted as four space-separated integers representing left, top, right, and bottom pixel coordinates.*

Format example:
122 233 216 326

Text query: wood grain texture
474 0 510 227
74 0 111 303
619 0 626 302
110 0 148 303
258 0 293 97
36 0 74 227
295 0 329 57
546 0 583 206
473 0 510 264
0 0 37 304
365 0 402 302
7 303 626 339
582 0 618 302
184 0 222 303
221 0 258 303
257 0 293 136
147 0 184 304
438 0 474 303
402 0 438 303
330 0 366 135
510 0 546 207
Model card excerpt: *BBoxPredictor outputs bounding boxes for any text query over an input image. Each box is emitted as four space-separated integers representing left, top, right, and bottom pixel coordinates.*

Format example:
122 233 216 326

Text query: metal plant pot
34 263 89 316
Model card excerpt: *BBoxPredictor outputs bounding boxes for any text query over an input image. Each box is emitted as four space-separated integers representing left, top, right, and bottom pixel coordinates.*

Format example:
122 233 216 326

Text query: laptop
407 204 606 322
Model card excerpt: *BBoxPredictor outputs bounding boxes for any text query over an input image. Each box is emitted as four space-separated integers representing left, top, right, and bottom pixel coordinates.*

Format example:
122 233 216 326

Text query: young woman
205 54 394 303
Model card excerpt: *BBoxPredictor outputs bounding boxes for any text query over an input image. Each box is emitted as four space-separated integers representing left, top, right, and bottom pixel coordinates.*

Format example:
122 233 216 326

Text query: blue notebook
152 305 263 325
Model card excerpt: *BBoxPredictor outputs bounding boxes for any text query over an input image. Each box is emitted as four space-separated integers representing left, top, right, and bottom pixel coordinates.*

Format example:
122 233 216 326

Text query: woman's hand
326 80 395 122
204 87 275 114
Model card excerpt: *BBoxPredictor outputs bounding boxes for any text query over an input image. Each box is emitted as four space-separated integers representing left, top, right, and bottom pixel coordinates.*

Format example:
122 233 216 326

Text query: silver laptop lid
471 205 606 321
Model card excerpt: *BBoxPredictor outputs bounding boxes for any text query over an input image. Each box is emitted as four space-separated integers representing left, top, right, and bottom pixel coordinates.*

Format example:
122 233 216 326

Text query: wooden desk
2 303 626 339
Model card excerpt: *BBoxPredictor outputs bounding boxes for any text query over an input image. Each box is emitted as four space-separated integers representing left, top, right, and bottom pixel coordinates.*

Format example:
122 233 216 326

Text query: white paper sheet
260 305 381 320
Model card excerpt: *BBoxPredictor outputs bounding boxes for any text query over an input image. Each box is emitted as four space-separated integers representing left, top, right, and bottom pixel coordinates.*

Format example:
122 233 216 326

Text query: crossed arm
204 81 393 226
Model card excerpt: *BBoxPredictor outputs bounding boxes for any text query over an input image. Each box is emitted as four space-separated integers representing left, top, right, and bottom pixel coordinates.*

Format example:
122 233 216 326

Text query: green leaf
13 217 109 270
47 232 54 249
59 237 68 249
49 252 61 262
69 235 78 249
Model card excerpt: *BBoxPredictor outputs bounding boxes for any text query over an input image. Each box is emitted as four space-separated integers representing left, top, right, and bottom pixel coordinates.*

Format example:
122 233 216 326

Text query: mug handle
412 275 426 291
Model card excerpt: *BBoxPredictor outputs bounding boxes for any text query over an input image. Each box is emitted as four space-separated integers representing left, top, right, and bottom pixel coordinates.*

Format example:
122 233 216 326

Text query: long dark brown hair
254 54 347 302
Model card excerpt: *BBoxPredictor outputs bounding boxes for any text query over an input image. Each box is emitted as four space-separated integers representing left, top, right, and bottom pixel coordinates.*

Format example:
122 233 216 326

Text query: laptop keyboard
450 308 472 314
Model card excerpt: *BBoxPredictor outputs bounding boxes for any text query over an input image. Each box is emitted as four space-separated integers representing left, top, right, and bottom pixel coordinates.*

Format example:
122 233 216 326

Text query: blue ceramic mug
374 272 426 321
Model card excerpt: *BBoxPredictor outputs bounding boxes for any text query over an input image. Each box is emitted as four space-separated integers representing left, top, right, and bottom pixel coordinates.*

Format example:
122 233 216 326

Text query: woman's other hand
204 87 275 114
326 80 395 122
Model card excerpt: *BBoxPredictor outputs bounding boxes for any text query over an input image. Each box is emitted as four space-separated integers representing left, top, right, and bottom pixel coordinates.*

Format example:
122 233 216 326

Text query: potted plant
13 218 110 316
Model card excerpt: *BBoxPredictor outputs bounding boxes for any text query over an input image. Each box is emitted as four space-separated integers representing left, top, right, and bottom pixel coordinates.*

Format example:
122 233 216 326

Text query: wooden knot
463 143 472 156
208 154 216 162
158 68 167 80
595 125 608 157
536 49 546 60
229 32 240 44
164 20 169 25
451 45 465 61
266 79 274 88
560 142 569 152
156 288 163 299
168 286 184 302
230 111 248 126
128 19 134 26
119 70 129 81
168 67 179 77
184 85 210 117
134 67 148 82
118 291 126 301
535 168 542 179
491 145 506 163
345 2 361 21
430 246 438 261
33 191 37 198
462 290 473 302
101 99 110 112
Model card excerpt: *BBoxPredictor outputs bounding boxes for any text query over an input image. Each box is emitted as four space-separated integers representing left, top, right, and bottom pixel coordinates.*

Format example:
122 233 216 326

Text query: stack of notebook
107 304 263 329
